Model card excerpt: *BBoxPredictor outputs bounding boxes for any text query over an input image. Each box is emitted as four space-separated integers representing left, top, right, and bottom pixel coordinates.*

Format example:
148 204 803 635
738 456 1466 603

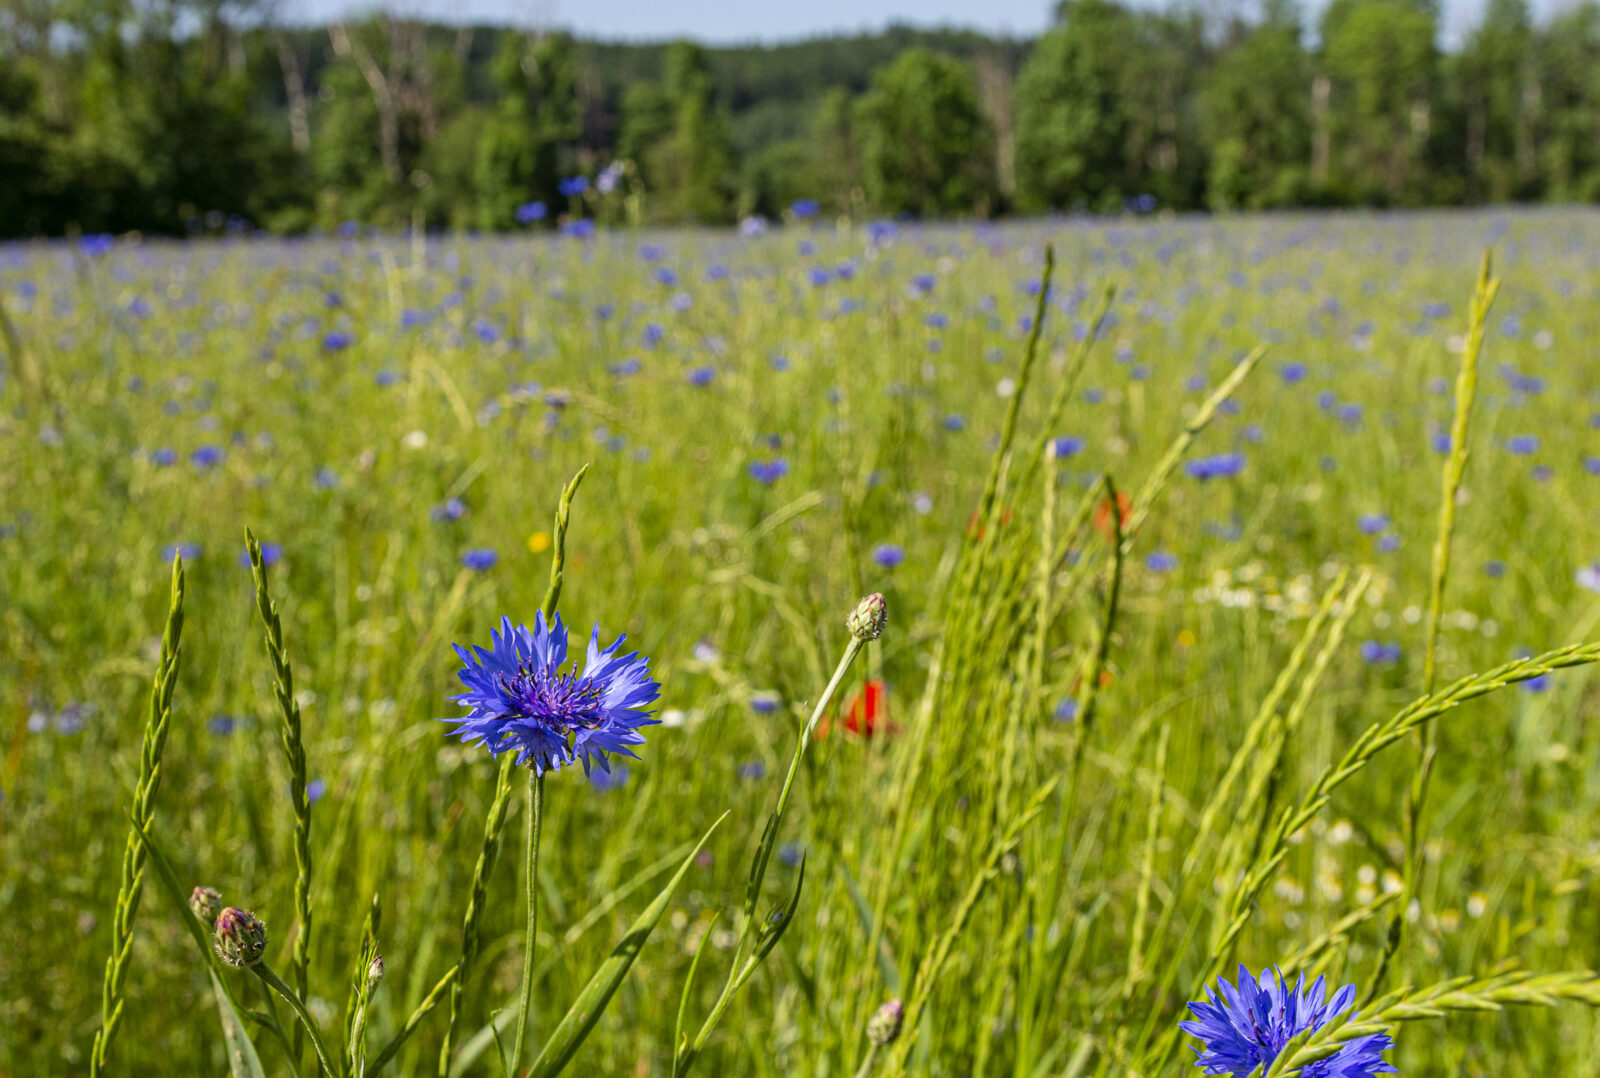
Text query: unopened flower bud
867 998 903 1046
190 886 223 924
214 907 268 968
367 954 385 987
847 593 888 641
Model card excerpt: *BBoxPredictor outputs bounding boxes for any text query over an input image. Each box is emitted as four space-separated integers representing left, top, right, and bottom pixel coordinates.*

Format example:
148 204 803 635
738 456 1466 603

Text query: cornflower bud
847 593 888 641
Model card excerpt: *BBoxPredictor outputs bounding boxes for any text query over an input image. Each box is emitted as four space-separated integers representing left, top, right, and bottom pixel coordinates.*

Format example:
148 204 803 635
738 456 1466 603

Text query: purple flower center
498 664 606 734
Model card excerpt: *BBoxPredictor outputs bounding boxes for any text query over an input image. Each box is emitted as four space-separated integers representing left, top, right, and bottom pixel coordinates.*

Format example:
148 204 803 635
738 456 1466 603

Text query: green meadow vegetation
6 210 1600 1075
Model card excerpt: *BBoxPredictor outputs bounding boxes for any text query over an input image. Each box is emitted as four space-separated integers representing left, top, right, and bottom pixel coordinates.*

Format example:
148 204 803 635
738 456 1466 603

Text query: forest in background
2 0 1599 235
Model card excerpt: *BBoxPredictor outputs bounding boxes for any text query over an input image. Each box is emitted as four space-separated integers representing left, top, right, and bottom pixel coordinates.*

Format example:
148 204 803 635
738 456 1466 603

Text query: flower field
5 209 1600 1075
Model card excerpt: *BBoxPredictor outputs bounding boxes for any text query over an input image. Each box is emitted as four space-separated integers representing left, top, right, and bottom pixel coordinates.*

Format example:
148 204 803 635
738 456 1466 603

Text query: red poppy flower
843 679 896 740
1093 490 1133 541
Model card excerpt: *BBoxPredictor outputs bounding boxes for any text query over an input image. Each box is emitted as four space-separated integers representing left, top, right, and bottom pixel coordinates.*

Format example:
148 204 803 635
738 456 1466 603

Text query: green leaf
527 811 728 1078
209 969 269 1078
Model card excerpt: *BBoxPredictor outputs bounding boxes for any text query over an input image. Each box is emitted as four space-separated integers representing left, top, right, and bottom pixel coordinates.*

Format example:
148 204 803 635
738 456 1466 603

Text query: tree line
2 0 1598 236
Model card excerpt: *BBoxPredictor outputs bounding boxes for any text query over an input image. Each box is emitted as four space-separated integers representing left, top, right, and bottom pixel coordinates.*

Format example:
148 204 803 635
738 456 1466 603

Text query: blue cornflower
1281 362 1308 383
1053 436 1085 459
432 498 467 523
748 459 789 484
152 447 178 466
322 331 353 351
1507 435 1539 455
514 201 548 224
314 468 339 490
790 198 821 218
1357 513 1389 535
1146 551 1178 572
942 414 967 432
192 445 225 469
461 548 498 572
1053 698 1079 723
872 544 906 569
750 692 781 714
1181 966 1394 1077
1186 453 1246 481
307 778 327 804
687 366 715 386
444 613 660 776
558 176 589 198
737 760 767 781
1360 641 1403 665
163 542 202 561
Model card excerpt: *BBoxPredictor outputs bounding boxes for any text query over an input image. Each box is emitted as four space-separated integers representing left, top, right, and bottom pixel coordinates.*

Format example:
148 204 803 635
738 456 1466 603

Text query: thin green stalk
674 628 869 1077
368 966 458 1076
252 963 342 1078
1121 723 1170 1001
1373 251 1499 1001
509 772 546 1076
885 780 1057 1076
851 1043 882 1078
247 527 315 1057
439 760 517 1076
438 465 586 1076
89 554 185 1078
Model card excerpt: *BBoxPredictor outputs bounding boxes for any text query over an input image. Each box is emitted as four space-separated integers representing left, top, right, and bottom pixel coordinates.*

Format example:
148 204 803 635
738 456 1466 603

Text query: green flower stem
366 965 458 1076
510 771 546 1076
850 1043 881 1078
251 963 341 1078
674 634 866 1077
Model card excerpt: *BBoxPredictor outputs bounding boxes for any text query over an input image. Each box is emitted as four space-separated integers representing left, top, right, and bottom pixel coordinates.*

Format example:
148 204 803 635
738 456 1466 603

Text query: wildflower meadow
8 209 1600 1076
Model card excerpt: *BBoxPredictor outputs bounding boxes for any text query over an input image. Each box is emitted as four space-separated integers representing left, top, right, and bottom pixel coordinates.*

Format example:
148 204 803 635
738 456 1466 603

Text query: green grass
5 209 1600 1075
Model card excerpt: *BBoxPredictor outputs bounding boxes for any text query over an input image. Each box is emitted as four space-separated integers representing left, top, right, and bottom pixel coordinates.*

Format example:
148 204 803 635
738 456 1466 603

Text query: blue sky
283 0 1570 49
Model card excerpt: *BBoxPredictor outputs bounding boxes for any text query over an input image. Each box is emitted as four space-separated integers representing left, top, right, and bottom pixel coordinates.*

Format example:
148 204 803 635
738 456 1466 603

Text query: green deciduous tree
471 31 580 229
1320 0 1438 203
1013 0 1136 211
856 47 996 217
1200 0 1313 209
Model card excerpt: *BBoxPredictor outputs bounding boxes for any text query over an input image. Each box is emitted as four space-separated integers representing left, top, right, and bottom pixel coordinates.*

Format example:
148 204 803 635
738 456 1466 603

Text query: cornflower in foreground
1181 966 1394 1077
443 613 660 776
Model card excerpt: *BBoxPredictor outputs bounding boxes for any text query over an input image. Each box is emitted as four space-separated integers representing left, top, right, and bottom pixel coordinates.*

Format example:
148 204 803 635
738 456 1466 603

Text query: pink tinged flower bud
190 886 223 924
867 998 904 1046
367 954 385 987
214 907 268 968
848 593 888 641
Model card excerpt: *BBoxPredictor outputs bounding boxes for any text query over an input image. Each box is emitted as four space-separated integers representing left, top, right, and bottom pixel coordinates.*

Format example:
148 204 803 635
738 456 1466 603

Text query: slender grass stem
510 772 546 1075
89 555 184 1078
